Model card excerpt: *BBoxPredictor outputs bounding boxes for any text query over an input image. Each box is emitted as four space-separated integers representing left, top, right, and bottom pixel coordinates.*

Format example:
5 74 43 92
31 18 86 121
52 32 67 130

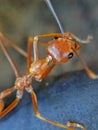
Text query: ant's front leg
26 33 61 73
32 33 63 60
0 87 21 119
30 90 86 130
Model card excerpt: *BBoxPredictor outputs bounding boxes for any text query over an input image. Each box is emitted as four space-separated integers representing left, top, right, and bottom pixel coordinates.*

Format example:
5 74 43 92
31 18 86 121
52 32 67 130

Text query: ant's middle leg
0 37 20 77
0 32 27 58
0 32 28 58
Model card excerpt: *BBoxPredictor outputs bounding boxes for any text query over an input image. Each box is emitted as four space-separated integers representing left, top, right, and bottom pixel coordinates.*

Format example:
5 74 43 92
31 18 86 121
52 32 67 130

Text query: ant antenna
44 0 65 37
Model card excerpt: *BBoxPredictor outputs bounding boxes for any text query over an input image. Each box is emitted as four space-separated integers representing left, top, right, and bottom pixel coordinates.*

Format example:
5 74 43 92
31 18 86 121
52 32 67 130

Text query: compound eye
54 36 58 39
68 52 73 59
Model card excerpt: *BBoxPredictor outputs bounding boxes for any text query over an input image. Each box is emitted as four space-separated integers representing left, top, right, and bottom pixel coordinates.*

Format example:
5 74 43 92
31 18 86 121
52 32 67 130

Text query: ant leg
27 32 69 69
26 37 47 73
32 32 84 62
0 87 15 113
0 86 20 119
0 38 20 77
0 32 28 58
67 121 86 130
73 48 98 79
32 33 64 62
0 98 20 119
0 87 16 99
27 37 34 73
71 33 93 44
27 34 55 73
35 33 62 39
30 90 86 130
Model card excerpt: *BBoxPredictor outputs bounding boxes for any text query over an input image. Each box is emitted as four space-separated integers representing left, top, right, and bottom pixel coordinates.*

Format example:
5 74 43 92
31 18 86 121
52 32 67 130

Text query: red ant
0 0 98 130
0 32 97 130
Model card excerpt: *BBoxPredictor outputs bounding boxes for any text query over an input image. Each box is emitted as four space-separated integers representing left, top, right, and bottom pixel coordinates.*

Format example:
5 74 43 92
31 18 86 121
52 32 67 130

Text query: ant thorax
15 75 32 91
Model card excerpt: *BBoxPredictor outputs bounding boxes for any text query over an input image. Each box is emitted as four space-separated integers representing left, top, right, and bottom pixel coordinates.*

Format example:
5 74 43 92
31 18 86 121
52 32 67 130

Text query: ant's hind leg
0 87 20 119
0 98 20 119
30 90 86 130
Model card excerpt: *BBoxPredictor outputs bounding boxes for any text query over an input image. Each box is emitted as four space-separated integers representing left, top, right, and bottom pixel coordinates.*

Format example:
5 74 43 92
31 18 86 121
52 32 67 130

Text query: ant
0 0 98 130
0 32 97 130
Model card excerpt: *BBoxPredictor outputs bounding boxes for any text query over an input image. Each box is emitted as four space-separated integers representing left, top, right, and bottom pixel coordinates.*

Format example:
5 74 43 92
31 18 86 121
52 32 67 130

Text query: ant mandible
0 0 98 130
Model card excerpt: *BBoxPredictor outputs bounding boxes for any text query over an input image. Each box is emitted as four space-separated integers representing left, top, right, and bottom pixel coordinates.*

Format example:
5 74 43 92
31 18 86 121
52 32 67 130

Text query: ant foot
67 121 86 130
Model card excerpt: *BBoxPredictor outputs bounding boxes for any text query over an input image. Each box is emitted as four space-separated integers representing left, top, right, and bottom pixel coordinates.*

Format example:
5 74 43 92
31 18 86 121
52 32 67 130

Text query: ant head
53 32 81 51
47 33 81 64
64 32 81 51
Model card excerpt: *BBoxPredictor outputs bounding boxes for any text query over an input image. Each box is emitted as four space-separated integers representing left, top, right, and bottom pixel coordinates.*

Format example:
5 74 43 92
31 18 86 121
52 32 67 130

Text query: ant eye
68 52 73 59
54 36 58 39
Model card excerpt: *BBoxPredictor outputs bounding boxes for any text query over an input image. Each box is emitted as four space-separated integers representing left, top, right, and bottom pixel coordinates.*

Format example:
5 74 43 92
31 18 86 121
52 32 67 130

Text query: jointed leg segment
27 36 47 73
0 86 20 119
30 33 65 63
0 33 28 58
27 37 33 73
27 34 60 73
0 33 22 119
0 37 20 77
0 87 16 99
0 98 20 119
31 90 86 130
